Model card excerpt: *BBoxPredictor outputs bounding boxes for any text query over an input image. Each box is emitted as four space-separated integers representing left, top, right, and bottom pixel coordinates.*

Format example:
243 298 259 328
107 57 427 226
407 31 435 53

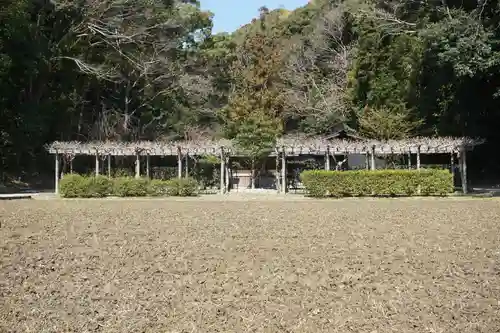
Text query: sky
201 0 309 33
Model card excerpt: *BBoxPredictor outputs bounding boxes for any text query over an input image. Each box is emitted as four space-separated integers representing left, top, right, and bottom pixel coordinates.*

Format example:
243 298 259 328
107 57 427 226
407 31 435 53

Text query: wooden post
417 146 421 195
450 151 455 187
95 152 100 176
107 155 111 177
184 153 189 178
220 148 225 194
225 156 230 192
275 152 280 193
250 157 256 190
177 148 182 179
146 154 150 179
135 152 140 178
408 150 411 170
55 153 60 195
281 147 287 193
416 146 421 170
69 157 73 174
370 146 376 171
460 146 467 194
345 149 349 170
325 147 331 171
365 152 369 170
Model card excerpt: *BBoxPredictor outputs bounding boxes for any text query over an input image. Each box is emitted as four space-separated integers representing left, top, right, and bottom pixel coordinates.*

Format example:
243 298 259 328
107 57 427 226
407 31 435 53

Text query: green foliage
357 105 423 140
112 177 149 197
113 168 134 178
421 9 500 78
178 178 199 196
419 169 454 195
148 179 176 196
198 155 220 164
191 158 220 189
349 33 424 106
91 176 114 197
221 12 286 139
300 169 453 198
234 115 278 161
59 174 112 198
4 0 500 180
151 167 177 180
161 178 199 196
0 0 215 175
59 174 87 198
59 175 199 197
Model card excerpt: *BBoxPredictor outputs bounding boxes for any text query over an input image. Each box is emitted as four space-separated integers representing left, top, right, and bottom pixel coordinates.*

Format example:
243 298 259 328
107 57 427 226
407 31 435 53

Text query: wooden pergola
46 135 484 195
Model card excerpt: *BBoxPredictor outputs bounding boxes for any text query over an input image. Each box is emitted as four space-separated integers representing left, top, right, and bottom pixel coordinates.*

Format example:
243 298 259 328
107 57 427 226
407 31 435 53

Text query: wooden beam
184 153 189 178
46 137 485 158
408 150 411 170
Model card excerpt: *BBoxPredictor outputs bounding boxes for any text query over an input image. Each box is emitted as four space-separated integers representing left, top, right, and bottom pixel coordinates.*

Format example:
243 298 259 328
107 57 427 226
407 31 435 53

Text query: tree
234 114 278 189
4 0 500 182
55 0 214 140
357 105 422 140
220 8 286 137
280 2 352 134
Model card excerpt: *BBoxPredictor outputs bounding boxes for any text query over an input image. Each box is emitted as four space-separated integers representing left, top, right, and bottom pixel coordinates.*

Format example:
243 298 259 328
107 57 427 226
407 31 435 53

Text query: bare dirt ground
1 199 500 333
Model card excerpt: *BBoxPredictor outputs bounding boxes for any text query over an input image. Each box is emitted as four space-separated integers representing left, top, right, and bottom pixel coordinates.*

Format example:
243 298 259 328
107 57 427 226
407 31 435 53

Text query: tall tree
234 114 278 189
280 2 352 134
221 8 285 137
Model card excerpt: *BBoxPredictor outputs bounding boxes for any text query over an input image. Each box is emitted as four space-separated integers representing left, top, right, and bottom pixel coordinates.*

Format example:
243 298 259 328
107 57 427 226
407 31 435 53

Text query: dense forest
2 0 500 182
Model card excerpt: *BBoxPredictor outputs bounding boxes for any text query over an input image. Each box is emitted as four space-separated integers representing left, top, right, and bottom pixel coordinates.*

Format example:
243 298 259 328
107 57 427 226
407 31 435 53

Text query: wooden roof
46 136 484 156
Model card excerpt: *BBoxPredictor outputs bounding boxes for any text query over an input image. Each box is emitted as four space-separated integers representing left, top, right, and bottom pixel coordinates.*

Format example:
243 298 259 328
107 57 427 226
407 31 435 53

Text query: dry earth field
1 198 500 333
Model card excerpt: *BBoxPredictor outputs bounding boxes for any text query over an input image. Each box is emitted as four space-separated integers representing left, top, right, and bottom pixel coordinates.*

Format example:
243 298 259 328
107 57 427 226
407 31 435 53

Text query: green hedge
59 175 199 198
59 174 112 198
300 169 453 198
113 177 150 197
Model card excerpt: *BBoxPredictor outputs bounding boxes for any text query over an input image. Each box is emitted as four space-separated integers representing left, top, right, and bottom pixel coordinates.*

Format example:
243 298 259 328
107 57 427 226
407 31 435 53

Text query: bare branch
280 4 351 123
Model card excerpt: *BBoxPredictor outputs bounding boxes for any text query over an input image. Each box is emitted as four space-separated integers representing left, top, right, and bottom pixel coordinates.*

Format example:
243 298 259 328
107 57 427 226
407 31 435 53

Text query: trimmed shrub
299 171 331 197
147 179 171 197
163 177 199 197
59 175 199 198
112 177 149 197
178 177 199 196
59 174 111 198
59 174 86 198
300 169 453 198
419 169 454 196
90 175 113 197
